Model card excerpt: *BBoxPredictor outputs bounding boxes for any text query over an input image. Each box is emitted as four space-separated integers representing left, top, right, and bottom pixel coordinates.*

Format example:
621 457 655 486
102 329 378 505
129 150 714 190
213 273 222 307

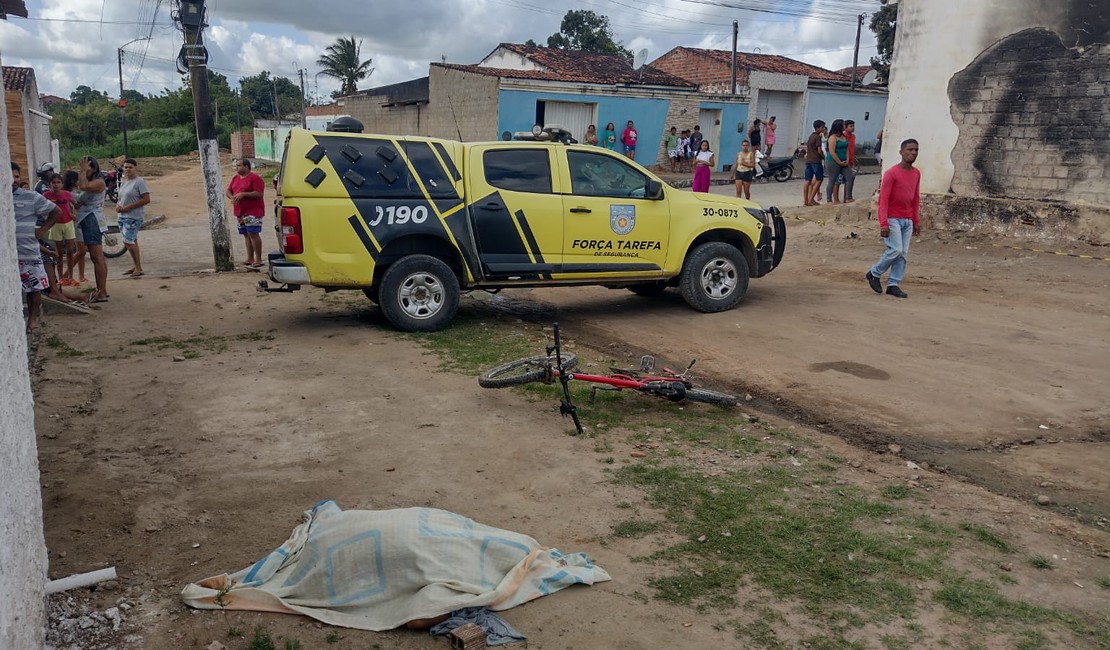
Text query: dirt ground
32 155 1109 649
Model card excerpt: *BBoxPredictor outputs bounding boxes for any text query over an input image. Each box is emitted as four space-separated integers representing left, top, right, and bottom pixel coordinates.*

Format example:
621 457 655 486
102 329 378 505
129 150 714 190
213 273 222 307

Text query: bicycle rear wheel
478 353 578 388
683 387 738 406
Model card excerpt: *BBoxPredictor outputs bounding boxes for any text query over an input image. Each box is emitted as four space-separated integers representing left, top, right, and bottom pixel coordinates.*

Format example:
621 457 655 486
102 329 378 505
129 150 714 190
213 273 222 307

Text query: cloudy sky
1 0 881 101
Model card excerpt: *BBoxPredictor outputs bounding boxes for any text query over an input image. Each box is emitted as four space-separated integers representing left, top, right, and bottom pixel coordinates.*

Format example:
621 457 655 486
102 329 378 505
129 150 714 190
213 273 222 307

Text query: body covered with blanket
182 501 610 630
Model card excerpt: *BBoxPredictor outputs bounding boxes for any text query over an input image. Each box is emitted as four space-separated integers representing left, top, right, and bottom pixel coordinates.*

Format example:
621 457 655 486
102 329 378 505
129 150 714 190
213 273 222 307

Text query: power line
679 0 878 25
18 16 156 25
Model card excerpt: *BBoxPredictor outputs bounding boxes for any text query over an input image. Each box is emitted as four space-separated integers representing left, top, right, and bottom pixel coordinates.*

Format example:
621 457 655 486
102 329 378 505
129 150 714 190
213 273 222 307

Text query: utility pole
851 13 865 90
730 20 738 95
298 68 307 128
117 37 150 159
176 0 233 272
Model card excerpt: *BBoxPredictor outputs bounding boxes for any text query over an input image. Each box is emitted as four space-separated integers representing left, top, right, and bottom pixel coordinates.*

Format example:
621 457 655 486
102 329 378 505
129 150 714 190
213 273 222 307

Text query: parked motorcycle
755 151 795 183
103 164 123 204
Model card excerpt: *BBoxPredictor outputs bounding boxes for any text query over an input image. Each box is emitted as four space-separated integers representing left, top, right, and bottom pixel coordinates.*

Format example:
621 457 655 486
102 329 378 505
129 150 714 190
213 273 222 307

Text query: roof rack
512 124 578 144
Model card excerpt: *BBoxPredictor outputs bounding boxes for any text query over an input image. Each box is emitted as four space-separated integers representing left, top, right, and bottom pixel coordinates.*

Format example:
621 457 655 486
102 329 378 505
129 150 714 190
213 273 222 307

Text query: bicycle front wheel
478 353 578 388
683 387 738 406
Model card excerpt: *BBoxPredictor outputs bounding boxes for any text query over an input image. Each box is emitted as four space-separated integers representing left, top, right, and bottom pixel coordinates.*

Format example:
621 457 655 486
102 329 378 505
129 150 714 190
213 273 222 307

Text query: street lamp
314 70 328 106
118 37 151 159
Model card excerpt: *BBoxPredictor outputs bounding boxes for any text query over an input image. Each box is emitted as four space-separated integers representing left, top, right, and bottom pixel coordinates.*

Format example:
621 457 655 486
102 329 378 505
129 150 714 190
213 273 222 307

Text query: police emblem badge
610 204 636 236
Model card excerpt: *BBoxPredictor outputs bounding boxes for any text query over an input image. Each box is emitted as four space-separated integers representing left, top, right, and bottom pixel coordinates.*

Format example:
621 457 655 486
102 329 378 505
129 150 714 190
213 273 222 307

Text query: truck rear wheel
678 242 749 313
378 255 459 332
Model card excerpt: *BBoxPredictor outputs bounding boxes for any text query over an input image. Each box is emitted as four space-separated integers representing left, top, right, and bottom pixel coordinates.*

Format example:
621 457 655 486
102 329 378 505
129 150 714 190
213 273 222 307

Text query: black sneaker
886 285 908 298
865 271 882 294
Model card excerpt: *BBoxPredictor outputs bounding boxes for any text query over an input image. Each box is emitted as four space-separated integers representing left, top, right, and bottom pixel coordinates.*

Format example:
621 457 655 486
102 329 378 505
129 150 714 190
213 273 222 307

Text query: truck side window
567 151 648 198
483 150 551 194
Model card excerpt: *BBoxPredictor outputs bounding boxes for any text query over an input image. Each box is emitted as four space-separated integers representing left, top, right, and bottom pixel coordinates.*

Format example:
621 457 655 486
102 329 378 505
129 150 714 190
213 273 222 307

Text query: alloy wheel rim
699 257 737 299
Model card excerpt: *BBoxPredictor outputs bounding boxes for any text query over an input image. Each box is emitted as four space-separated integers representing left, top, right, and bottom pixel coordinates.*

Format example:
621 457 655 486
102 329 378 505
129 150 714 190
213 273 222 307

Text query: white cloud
6 0 881 98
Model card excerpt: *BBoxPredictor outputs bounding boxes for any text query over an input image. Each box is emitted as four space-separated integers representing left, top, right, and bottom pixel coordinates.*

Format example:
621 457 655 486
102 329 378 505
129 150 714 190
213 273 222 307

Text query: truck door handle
569 207 592 213
478 202 502 210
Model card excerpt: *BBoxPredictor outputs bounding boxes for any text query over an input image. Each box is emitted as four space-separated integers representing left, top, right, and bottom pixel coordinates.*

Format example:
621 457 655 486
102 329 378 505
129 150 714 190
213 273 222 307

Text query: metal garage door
543 101 597 144
761 91 796 153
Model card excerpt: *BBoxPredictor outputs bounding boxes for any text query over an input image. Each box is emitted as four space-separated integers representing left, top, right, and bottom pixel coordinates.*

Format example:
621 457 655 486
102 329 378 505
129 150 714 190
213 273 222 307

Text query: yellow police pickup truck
262 126 785 331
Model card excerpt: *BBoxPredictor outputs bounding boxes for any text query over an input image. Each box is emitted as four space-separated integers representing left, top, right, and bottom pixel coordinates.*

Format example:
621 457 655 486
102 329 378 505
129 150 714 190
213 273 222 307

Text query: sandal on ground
90 295 109 303
130 272 145 278
122 269 134 276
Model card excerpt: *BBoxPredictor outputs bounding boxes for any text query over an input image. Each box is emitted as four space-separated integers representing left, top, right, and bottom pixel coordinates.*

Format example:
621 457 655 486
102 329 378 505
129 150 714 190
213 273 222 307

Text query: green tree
869 3 897 82
239 71 302 119
69 85 109 106
546 10 631 58
316 36 374 96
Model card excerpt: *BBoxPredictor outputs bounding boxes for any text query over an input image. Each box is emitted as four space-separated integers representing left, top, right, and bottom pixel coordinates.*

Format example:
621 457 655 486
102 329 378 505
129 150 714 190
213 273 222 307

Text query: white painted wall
479 47 548 72
0 50 49 649
884 0 1095 193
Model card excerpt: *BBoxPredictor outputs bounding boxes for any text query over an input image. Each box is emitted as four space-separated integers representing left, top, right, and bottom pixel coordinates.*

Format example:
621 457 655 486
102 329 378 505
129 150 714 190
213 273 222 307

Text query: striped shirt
13 188 57 260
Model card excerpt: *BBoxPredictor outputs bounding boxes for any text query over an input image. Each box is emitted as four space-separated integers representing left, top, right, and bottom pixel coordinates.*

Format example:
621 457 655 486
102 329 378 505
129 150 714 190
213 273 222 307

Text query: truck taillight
280 207 303 254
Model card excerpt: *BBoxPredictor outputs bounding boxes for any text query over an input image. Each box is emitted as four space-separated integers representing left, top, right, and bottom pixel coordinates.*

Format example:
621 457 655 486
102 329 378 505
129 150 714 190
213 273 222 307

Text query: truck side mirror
645 179 664 200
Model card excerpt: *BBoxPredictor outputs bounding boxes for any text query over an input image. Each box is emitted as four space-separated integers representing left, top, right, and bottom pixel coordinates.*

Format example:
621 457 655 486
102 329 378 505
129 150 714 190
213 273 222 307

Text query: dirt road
107 159 1110 518
33 156 1109 648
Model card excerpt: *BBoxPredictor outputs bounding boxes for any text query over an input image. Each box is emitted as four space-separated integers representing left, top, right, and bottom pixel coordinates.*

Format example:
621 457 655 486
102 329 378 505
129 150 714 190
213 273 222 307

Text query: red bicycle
478 323 737 432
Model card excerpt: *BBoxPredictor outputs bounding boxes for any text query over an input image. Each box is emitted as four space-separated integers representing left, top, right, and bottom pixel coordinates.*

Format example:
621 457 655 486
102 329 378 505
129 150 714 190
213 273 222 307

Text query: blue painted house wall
498 89 672 166
698 101 749 171
498 89 750 171
804 90 888 150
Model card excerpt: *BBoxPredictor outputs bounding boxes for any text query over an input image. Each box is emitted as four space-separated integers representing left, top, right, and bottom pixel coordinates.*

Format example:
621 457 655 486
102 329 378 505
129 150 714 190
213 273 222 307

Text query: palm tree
316 36 374 97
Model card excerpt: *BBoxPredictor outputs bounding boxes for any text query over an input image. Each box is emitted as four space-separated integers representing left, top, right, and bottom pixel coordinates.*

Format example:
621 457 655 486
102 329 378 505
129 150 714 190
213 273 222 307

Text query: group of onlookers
11 156 150 333
801 118 860 207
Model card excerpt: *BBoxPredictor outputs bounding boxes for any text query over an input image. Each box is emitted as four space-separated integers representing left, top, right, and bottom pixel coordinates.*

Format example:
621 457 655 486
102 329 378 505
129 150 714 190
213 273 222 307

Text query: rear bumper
754 207 786 277
267 253 311 285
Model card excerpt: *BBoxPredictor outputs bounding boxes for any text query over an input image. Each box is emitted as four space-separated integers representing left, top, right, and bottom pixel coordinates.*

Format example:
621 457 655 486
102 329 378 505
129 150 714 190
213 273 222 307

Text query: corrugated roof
1 0 30 19
657 47 848 83
360 76 430 104
455 43 695 88
3 65 33 92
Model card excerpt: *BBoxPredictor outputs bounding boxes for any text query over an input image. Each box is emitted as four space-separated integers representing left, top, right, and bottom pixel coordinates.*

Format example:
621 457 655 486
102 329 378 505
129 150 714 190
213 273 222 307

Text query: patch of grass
248 626 276 650
45 334 84 357
283 639 303 650
227 627 244 637
959 522 1015 554
408 311 541 376
616 463 946 617
998 573 1018 585
616 501 634 509
935 576 1050 621
1015 630 1048 650
1100 576 1110 591
881 484 911 500
612 520 662 538
1029 555 1054 570
735 618 786 648
325 630 341 643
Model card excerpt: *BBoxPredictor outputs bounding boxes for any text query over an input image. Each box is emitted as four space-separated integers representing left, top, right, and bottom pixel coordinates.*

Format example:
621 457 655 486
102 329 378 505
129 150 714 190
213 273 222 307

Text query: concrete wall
651 50 750 94
342 93 426 136
0 52 49 650
885 0 1109 205
804 89 887 151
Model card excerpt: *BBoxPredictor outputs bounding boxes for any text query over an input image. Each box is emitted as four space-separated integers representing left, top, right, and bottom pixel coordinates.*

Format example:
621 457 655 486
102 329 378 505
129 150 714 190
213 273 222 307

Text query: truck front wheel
678 242 749 313
378 255 460 332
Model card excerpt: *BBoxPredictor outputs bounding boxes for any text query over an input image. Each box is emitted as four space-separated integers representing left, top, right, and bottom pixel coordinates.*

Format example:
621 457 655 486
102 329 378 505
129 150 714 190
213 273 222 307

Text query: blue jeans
871 218 914 287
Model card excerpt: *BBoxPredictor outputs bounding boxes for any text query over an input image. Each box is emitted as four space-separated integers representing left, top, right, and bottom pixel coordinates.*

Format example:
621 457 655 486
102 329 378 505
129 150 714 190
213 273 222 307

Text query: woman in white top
691 140 715 193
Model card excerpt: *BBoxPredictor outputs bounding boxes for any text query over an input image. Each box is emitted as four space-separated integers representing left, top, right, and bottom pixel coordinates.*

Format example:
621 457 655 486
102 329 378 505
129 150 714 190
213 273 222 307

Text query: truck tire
678 242 749 313
627 282 667 297
378 255 459 332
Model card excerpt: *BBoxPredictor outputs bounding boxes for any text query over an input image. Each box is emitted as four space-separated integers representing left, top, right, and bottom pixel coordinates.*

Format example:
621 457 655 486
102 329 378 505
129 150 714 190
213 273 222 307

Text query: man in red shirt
865 139 920 298
226 159 266 268
843 119 857 203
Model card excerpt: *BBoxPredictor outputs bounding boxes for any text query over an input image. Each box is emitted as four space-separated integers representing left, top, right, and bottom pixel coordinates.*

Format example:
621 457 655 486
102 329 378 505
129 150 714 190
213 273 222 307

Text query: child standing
44 173 77 280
